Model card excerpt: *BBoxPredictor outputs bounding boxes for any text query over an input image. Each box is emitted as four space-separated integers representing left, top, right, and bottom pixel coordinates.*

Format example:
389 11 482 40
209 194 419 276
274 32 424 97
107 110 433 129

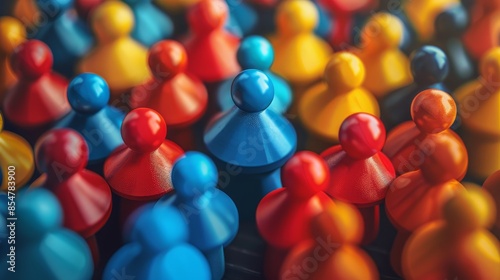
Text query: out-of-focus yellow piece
455 47 500 180
78 1 150 96
404 0 458 41
299 52 379 149
269 0 332 86
356 12 412 99
0 114 34 191
0 17 26 101
154 0 201 14
402 187 500 280
13 0 39 29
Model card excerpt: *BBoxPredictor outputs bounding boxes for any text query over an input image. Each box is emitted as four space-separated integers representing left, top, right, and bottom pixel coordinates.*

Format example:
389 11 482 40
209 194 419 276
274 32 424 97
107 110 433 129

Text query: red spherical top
11 40 53 80
339 113 386 159
282 151 329 198
122 108 167 152
148 40 188 80
35 128 88 181
188 0 228 34
411 89 456 134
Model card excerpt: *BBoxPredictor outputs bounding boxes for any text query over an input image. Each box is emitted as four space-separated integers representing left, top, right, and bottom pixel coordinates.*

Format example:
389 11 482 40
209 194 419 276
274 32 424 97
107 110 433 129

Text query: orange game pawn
463 0 500 59
0 17 25 102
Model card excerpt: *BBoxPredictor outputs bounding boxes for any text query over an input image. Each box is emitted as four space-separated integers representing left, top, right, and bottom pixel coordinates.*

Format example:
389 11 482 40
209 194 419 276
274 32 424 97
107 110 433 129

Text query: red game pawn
3 40 70 141
256 151 335 280
130 40 208 151
183 0 240 82
383 89 467 177
104 108 184 201
32 128 113 263
321 113 395 244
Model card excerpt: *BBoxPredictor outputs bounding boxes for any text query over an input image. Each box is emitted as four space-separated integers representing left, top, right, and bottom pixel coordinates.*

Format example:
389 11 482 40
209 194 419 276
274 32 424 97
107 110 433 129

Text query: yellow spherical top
0 17 26 54
360 12 403 52
324 52 366 93
91 1 135 43
276 0 318 36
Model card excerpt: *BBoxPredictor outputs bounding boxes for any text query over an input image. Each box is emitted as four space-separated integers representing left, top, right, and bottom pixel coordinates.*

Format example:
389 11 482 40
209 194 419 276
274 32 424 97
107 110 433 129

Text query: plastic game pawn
256 151 336 280
103 204 211 280
433 5 475 90
12 0 39 30
0 113 34 192
32 129 112 257
462 0 500 59
130 40 208 151
0 188 93 280
403 0 458 41
402 187 500 280
225 0 258 37
384 89 466 175
455 47 500 180
204 69 297 220
31 0 93 78
2 39 70 142
269 0 332 86
280 200 379 280
216 35 292 115
122 0 173 47
355 12 412 99
0 17 25 102
183 0 240 82
104 108 184 201
157 152 238 280
79 1 150 97
321 113 395 244
299 52 380 152
381 46 450 131
483 170 500 238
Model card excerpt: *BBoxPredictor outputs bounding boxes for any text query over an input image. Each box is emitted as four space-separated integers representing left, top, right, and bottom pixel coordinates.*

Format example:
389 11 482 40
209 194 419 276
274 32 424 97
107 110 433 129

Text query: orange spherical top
121 108 167 152
411 89 457 134
148 40 188 80
282 151 330 198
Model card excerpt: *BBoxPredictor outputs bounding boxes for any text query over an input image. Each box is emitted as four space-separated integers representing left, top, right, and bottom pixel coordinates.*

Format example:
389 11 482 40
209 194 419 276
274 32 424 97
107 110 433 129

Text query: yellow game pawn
0 113 34 192
269 0 332 86
402 187 500 280
404 0 458 41
0 17 26 102
356 12 412 99
299 52 379 151
78 1 150 97
455 47 500 180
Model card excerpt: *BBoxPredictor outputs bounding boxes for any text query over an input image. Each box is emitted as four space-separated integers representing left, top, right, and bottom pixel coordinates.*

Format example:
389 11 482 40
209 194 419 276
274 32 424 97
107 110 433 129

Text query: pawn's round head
324 52 365 92
237 36 274 71
361 13 403 50
11 40 53 80
67 73 110 114
444 187 496 230
148 40 188 80
121 108 167 152
479 47 500 84
35 129 89 181
36 0 73 18
0 17 26 55
130 204 188 252
435 5 469 37
313 201 364 244
276 0 318 35
410 46 449 84
339 113 386 159
411 89 456 134
231 69 274 113
18 188 63 238
188 0 228 34
282 151 330 198
91 1 134 43
172 152 218 198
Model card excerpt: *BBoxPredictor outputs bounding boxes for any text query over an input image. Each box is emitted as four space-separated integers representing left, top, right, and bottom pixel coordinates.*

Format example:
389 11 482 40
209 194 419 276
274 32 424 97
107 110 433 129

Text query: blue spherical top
67 73 110 114
237 36 274 70
129 204 188 252
435 5 469 37
36 0 73 17
18 188 63 237
231 69 274 113
410 45 449 84
172 152 218 198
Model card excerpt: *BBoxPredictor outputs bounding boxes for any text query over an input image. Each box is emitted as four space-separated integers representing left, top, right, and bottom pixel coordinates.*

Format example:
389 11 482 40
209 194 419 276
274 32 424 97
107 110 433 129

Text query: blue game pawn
54 73 124 164
122 0 173 47
434 5 475 89
157 152 239 280
0 188 93 280
381 45 450 130
216 36 292 114
104 204 210 280
31 0 93 77
225 0 258 36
